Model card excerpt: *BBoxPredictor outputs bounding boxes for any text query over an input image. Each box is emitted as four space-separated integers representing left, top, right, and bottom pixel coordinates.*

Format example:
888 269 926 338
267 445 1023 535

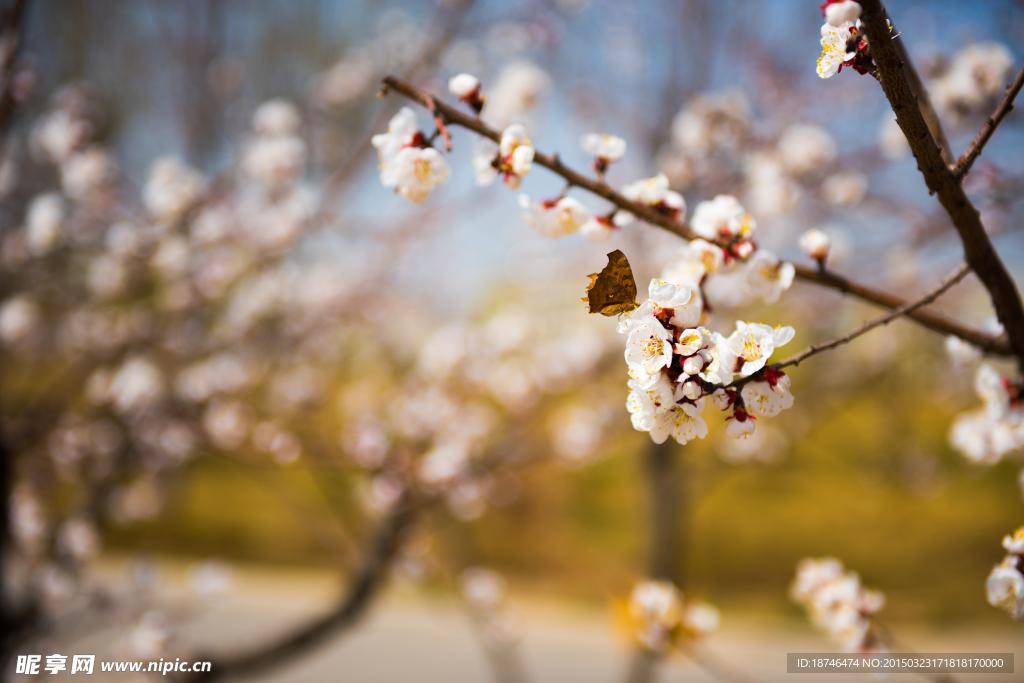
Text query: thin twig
790 264 1006 355
953 61 1024 179
775 263 970 371
380 75 1011 357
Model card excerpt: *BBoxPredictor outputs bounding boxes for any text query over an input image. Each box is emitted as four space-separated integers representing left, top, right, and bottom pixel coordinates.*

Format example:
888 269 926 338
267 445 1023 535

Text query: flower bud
825 0 862 27
799 229 831 262
680 379 702 400
732 240 754 260
448 73 481 99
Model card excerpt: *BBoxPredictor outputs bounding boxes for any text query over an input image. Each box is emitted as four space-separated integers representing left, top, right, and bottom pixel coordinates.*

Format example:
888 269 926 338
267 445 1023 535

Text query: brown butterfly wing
583 249 639 316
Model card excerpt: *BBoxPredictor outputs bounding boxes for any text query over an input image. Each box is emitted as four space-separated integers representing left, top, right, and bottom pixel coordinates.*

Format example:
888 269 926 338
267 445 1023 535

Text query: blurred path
52 559 1024 683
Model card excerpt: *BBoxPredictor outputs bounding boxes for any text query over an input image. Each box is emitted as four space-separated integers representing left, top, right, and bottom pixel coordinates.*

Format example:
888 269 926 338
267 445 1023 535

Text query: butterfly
582 249 639 316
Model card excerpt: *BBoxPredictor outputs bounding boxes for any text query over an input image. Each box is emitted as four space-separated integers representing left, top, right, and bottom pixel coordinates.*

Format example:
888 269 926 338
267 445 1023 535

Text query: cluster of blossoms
660 93 857 220
476 123 535 189
986 527 1024 620
619 271 796 444
816 1 871 80
241 99 307 192
929 43 1015 116
0 83 394 642
790 558 885 652
375 86 810 449
371 107 451 203
816 0 1015 118
626 579 719 652
949 364 1024 465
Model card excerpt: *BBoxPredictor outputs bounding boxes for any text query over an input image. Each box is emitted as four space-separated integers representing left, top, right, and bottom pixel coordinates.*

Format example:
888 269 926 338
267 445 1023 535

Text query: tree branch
859 0 1024 372
775 263 970 371
790 263 1007 354
193 495 416 682
380 75 1011 357
892 35 953 166
953 61 1024 179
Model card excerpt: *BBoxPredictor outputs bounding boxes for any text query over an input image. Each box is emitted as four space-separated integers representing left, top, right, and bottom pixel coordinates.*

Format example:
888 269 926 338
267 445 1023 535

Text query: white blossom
682 602 720 636
626 376 676 432
372 107 420 168
691 194 754 242
143 157 204 223
472 138 500 187
628 580 683 651
252 99 301 137
818 21 857 79
31 113 87 166
25 194 64 256
580 133 626 163
380 146 450 203
799 229 832 262
652 401 708 445
460 567 506 609
60 148 116 200
745 151 802 217
662 239 724 290
1003 527 1024 555
484 61 551 127
617 279 697 335
825 1 862 27
727 322 795 376
931 43 1014 112
675 327 710 357
745 250 794 303
107 356 166 415
57 517 100 562
741 374 794 417
624 316 673 388
945 335 983 367
242 135 306 189
0 296 41 347
517 195 591 238
699 332 737 385
448 73 481 99
791 557 883 651
202 400 254 451
822 171 867 206
617 173 686 225
671 90 751 157
778 124 837 174
725 412 756 439
950 410 1019 465
580 216 615 242
499 124 535 181
418 441 469 486
312 56 376 110
987 556 1024 620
